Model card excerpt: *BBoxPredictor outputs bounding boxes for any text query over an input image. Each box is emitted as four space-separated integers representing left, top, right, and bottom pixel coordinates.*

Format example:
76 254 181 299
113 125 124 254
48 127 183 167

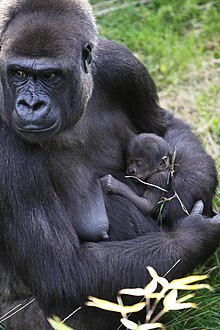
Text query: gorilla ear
158 155 170 170
82 43 93 74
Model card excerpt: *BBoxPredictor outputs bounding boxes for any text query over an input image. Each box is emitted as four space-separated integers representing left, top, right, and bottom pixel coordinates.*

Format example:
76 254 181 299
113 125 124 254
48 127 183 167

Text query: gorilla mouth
15 121 58 133
13 103 61 139
14 119 60 142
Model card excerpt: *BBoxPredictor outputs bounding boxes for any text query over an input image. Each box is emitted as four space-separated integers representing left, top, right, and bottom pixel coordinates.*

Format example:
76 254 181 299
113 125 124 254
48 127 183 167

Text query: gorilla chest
44 134 126 235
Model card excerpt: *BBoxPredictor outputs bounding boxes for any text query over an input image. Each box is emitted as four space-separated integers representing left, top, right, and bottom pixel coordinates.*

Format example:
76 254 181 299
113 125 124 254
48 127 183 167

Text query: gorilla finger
191 200 204 215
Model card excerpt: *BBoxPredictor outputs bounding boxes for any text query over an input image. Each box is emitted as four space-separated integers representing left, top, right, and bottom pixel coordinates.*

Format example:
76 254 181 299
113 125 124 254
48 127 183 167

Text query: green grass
93 0 220 87
92 1 220 329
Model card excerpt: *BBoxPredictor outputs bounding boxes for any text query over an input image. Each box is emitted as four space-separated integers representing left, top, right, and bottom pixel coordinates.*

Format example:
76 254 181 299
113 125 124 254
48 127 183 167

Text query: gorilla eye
43 73 56 80
16 70 27 78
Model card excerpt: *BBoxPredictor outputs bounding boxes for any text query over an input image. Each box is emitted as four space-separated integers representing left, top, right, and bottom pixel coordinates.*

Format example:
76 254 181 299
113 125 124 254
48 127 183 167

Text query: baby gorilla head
126 133 172 180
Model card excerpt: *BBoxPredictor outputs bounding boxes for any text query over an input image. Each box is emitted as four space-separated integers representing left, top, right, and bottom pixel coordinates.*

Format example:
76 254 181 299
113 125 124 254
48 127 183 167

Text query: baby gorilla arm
100 174 159 214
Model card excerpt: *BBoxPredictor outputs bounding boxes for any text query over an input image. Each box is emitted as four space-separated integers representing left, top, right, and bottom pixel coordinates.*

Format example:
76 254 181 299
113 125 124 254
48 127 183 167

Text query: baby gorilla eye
136 159 145 166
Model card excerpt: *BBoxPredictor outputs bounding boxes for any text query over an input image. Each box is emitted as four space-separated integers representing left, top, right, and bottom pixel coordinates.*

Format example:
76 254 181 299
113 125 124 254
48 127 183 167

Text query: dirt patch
159 57 220 160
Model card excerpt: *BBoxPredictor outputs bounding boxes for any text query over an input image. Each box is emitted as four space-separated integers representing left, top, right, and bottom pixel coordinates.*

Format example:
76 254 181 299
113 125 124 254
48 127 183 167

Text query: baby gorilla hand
99 174 125 195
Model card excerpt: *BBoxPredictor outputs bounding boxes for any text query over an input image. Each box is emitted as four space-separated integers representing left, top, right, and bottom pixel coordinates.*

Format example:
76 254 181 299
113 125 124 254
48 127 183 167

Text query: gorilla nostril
33 101 46 111
18 99 30 109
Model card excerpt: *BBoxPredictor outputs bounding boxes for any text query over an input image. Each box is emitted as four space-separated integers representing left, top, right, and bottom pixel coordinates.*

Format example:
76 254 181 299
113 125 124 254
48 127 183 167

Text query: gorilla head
0 0 97 143
126 133 172 179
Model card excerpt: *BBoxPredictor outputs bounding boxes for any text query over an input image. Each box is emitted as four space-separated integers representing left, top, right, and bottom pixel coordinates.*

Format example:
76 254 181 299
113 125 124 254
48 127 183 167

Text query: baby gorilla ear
158 155 170 171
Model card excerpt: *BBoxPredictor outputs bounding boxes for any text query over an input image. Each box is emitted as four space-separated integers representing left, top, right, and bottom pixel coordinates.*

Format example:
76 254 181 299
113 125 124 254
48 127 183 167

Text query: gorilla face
7 58 64 141
2 43 94 143
0 2 96 143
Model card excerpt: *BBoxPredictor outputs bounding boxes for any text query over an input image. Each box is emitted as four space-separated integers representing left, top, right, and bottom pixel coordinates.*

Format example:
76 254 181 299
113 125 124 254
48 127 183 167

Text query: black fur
0 1 219 329
100 131 217 228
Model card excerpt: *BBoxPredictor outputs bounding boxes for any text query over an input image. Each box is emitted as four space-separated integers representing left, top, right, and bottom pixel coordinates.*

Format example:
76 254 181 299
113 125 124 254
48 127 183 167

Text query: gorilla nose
126 167 137 176
16 98 48 113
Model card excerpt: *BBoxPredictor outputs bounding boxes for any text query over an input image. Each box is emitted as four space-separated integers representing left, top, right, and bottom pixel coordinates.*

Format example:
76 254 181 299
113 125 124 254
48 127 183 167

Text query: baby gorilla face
126 133 172 180
126 158 153 180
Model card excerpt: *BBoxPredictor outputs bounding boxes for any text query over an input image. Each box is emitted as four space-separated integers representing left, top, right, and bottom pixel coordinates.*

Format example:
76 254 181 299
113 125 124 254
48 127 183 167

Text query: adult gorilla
0 0 219 329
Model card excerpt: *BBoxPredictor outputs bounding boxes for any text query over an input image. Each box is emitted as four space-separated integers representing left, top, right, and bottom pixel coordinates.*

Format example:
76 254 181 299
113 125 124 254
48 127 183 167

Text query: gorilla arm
100 174 160 215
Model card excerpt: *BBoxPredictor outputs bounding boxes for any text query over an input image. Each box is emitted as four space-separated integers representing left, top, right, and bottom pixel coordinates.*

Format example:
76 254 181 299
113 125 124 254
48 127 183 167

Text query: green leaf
48 318 74 330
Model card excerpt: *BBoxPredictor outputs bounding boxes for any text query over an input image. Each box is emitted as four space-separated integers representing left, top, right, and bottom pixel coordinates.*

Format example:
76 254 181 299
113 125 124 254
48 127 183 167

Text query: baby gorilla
100 133 171 221
100 132 214 228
